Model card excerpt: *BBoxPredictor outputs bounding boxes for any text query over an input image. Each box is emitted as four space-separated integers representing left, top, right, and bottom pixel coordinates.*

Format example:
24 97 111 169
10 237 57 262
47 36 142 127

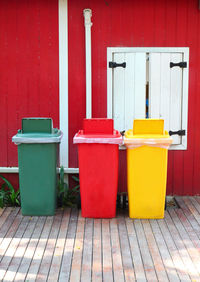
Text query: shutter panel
169 53 183 144
149 52 183 145
113 52 146 131
113 53 125 132
149 53 161 119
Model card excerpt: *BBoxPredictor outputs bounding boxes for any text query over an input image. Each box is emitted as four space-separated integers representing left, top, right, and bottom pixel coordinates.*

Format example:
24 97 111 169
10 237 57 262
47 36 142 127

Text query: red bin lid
83 118 113 135
73 118 123 144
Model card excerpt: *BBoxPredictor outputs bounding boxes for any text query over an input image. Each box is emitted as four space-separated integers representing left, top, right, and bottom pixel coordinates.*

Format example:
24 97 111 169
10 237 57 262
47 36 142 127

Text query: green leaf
72 185 80 191
0 175 20 207
60 166 65 186
0 196 4 208
0 175 15 193
72 176 79 182
57 169 80 207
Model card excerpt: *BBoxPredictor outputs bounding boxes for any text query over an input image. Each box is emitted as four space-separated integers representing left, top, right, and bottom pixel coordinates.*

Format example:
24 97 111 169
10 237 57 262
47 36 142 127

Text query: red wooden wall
68 0 200 195
0 0 59 169
0 0 200 195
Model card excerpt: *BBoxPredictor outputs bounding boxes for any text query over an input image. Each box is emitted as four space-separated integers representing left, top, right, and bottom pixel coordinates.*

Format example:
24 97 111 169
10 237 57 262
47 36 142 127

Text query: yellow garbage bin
124 119 172 219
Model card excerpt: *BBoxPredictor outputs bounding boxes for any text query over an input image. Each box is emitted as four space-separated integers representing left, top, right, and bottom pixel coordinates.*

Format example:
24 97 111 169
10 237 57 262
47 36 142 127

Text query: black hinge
109 62 126 68
170 62 187 68
169 130 186 136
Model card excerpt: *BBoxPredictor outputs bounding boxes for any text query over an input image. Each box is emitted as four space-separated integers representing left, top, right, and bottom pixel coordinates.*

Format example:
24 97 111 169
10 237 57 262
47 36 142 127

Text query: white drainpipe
83 9 92 118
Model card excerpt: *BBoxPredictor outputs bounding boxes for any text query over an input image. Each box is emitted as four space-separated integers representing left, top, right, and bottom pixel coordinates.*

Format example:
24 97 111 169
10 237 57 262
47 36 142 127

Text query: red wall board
0 0 59 167
1 0 200 195
68 0 200 195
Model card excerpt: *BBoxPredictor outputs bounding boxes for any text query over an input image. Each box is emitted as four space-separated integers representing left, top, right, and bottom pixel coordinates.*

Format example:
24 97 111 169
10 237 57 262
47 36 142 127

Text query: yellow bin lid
133 119 164 135
124 119 173 147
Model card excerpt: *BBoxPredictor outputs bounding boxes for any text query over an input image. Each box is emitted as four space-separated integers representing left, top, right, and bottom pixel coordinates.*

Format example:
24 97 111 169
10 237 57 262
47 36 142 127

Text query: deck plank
194 196 200 209
158 216 191 281
36 209 63 281
184 197 200 226
0 215 30 279
0 208 14 233
169 208 200 276
1 198 200 281
118 215 135 281
142 219 169 281
47 208 71 282
0 208 5 217
0 208 21 256
14 216 47 281
175 207 200 252
81 218 93 282
134 219 157 281
92 219 102 282
2 215 39 282
25 215 54 281
125 217 146 281
69 210 85 282
110 218 124 282
176 196 200 238
102 219 113 282
164 210 199 280
189 196 200 214
58 209 78 282
150 219 179 281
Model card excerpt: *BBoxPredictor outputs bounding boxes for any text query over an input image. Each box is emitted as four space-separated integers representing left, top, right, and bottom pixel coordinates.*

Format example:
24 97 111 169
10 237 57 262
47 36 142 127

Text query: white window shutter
169 53 183 145
113 53 125 132
149 52 183 145
113 52 146 131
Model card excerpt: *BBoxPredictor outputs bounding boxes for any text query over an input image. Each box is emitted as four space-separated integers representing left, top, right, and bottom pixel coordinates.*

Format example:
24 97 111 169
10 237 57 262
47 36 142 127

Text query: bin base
78 143 119 219
128 212 165 219
18 143 57 217
127 146 167 219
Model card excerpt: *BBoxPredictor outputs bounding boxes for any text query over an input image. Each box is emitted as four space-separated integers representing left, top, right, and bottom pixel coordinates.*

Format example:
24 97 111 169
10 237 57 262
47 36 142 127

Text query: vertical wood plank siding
68 0 200 195
0 1 200 195
0 0 59 167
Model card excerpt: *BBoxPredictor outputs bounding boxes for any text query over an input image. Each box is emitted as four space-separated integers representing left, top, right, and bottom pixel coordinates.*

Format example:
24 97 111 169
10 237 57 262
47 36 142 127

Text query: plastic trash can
73 119 123 218
124 119 172 219
12 118 62 216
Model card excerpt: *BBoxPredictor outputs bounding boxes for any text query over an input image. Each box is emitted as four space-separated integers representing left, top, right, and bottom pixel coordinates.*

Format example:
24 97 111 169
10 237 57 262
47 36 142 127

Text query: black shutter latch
170 62 187 68
169 130 186 136
109 62 126 68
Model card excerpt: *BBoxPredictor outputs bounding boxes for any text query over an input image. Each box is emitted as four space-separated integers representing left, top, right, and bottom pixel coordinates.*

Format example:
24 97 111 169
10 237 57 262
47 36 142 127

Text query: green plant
0 175 20 208
57 167 80 207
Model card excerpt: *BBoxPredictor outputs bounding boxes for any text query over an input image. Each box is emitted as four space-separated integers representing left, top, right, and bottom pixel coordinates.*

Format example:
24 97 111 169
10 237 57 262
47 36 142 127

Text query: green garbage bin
12 118 62 216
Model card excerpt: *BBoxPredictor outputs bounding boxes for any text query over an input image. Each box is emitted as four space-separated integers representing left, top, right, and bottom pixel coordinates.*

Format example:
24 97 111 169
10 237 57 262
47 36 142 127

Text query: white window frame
107 47 189 150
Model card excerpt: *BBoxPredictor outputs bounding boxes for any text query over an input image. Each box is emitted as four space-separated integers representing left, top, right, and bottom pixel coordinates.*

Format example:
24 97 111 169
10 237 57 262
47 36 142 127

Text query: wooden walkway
0 197 200 281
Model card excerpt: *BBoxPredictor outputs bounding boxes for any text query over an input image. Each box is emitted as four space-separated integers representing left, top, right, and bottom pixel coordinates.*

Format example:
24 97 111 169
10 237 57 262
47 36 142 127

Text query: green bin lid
22 118 52 133
12 118 62 144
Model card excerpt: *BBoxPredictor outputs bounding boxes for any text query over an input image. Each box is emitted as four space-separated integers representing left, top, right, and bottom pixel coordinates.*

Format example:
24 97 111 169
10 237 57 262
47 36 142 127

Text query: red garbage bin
73 119 123 218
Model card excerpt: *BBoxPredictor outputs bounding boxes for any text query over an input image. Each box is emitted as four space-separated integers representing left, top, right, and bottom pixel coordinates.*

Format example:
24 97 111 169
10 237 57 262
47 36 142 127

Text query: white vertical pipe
83 9 92 118
59 0 68 168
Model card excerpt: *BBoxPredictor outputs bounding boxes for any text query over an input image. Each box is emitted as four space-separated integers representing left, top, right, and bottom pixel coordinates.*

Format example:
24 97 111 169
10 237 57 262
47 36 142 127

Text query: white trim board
107 47 189 54
59 0 68 167
107 47 189 150
0 167 79 174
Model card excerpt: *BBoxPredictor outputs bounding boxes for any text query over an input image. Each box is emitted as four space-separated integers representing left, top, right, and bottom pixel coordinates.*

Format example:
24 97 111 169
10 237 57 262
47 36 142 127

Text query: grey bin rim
12 131 63 145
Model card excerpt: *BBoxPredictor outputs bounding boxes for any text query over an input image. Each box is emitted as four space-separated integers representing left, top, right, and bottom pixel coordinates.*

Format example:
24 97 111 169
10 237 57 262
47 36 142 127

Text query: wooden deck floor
0 197 200 281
